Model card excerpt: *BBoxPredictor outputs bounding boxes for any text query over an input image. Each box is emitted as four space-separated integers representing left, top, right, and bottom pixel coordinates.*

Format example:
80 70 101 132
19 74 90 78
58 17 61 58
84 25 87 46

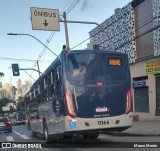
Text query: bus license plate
97 120 109 125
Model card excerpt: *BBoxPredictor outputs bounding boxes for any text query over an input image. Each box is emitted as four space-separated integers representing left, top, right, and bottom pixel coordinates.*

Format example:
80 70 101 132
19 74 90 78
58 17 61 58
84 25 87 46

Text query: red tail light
97 82 103 86
125 89 131 114
5 121 11 125
38 117 43 122
65 90 76 118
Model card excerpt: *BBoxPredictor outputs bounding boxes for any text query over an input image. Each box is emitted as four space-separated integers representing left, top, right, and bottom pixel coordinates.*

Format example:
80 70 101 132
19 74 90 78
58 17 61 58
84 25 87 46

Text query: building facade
16 79 32 100
2 83 12 99
89 0 160 120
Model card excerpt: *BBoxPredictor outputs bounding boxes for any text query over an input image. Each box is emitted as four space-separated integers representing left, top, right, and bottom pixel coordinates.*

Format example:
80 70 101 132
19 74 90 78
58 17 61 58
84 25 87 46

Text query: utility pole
37 61 41 77
63 12 70 50
60 13 114 51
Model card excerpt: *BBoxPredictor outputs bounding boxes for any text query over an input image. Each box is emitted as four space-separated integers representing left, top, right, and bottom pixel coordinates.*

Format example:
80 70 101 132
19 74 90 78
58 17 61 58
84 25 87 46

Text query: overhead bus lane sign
30 7 60 31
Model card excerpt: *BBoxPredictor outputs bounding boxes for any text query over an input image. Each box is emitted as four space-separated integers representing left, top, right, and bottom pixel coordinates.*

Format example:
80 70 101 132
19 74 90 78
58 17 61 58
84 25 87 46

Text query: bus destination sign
107 57 122 66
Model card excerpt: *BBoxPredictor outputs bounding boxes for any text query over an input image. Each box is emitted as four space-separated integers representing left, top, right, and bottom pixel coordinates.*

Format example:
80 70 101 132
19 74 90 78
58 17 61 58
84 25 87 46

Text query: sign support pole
63 12 70 50
60 14 114 51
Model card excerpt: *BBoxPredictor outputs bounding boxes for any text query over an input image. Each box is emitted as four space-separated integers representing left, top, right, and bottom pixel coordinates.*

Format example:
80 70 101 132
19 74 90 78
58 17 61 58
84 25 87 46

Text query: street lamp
7 33 57 57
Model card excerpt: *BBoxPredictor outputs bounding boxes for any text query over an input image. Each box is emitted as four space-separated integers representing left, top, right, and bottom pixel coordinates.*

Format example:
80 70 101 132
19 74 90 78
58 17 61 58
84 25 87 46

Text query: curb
106 132 160 137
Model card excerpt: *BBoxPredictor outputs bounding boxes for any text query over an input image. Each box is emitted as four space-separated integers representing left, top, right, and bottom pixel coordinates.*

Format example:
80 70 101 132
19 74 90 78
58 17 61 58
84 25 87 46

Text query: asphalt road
0 125 160 151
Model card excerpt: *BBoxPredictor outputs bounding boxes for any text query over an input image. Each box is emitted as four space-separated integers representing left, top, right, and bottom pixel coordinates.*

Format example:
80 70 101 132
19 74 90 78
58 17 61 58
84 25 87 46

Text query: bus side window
48 85 53 99
40 81 44 92
35 87 38 96
37 93 41 104
47 73 51 86
55 64 62 96
42 89 48 102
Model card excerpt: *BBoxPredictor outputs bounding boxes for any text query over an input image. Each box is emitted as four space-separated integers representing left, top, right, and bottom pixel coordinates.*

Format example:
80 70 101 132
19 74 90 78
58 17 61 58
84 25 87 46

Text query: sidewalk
121 119 160 136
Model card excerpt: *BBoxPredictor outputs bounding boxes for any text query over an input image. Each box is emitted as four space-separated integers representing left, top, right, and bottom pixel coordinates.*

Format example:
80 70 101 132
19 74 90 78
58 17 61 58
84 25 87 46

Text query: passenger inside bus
72 62 86 82
84 54 104 83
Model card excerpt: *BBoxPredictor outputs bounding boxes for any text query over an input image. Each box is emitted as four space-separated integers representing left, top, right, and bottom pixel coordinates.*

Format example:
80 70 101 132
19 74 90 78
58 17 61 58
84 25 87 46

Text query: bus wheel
27 121 31 131
43 121 52 143
32 131 37 137
83 133 99 139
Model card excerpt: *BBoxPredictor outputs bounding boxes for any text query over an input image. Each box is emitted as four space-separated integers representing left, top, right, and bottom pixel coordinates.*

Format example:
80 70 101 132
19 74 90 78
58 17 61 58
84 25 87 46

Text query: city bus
24 49 132 142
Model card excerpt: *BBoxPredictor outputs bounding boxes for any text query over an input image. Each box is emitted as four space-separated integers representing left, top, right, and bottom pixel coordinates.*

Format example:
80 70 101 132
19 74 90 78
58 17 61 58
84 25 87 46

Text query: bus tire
8 128 12 133
31 131 37 137
28 121 31 131
83 133 99 139
43 121 52 143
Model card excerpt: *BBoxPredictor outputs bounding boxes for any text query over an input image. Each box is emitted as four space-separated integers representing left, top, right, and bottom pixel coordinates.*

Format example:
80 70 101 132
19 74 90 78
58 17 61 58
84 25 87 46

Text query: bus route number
98 120 109 125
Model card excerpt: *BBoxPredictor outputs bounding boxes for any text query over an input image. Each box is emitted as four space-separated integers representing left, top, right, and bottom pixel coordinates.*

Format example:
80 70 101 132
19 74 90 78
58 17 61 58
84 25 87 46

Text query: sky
0 0 131 86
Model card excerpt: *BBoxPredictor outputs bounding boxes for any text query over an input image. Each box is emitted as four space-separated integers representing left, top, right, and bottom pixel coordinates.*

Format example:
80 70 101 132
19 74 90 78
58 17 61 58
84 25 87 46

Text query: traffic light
12 64 20 76
0 72 4 77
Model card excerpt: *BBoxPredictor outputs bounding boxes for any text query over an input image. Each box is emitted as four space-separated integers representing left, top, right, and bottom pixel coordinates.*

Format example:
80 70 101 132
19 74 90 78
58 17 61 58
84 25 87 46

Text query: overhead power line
66 0 80 14
0 57 52 62
61 0 73 13
71 13 160 51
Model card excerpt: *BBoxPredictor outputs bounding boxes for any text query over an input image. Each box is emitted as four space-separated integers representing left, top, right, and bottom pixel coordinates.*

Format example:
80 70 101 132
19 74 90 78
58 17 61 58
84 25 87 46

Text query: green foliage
0 98 12 115
16 96 24 111
0 89 11 98
9 105 14 111
16 101 24 111
0 72 4 77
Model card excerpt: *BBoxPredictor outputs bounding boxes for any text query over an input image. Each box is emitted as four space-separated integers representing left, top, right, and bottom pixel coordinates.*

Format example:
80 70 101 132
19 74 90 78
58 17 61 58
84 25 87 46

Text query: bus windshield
67 53 128 85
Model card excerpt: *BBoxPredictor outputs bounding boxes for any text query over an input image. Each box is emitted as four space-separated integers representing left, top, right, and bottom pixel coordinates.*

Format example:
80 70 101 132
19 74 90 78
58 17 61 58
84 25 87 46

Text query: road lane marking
13 130 31 140
6 136 14 141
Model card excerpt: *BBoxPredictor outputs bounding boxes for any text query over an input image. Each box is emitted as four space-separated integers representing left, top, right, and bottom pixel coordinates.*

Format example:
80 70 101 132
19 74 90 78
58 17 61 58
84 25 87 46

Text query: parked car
0 117 12 133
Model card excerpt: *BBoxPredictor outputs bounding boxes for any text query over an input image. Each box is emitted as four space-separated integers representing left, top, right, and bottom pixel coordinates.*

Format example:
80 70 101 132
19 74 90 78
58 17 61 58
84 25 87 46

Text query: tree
0 72 4 77
0 98 12 115
16 96 24 111
9 105 15 111
16 101 24 111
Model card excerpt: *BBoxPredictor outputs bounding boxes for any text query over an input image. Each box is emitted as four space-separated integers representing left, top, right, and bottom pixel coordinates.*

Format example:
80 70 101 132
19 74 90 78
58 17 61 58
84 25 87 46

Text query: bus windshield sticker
107 57 122 66
69 122 77 129
95 107 108 112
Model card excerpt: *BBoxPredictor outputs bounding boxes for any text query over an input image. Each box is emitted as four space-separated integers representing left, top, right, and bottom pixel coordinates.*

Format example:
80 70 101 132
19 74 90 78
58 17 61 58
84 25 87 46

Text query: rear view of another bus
63 50 132 138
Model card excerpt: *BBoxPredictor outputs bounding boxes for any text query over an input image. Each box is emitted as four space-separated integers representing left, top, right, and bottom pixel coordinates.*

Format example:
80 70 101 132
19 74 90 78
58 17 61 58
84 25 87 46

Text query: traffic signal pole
19 68 42 74
11 64 42 78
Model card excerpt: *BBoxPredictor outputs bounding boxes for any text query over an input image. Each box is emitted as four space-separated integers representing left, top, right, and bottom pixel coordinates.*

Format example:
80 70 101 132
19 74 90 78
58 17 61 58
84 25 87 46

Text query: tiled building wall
89 3 136 63
153 0 160 56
